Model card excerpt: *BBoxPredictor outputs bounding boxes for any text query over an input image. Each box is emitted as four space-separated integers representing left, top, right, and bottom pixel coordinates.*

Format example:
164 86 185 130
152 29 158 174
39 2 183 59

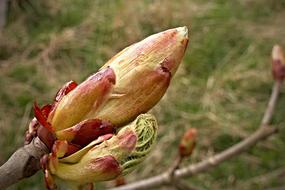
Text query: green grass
1 0 285 189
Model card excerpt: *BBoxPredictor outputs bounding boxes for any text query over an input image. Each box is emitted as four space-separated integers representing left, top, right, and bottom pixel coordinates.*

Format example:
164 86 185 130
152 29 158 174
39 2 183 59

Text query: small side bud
179 128 197 157
272 45 285 81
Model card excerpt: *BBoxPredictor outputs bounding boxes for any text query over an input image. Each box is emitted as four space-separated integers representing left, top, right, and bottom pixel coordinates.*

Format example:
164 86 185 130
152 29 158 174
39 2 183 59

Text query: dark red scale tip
34 102 56 150
41 104 53 118
70 119 116 147
64 143 81 157
37 125 56 150
88 67 116 85
33 102 54 133
54 80 78 103
105 67 116 84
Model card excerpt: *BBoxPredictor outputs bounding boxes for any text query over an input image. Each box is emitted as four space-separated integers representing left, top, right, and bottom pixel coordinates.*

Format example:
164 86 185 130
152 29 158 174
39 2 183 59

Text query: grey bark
0 137 48 190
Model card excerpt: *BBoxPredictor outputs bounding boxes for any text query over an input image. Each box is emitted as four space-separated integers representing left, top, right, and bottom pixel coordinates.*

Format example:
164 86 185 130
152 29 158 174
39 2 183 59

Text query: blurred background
1 0 285 189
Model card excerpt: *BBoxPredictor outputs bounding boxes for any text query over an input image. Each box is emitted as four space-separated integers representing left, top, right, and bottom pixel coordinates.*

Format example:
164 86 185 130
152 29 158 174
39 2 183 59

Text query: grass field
1 0 285 189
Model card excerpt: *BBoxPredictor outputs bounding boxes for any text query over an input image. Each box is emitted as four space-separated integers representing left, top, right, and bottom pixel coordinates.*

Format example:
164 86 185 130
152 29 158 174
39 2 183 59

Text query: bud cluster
27 27 189 189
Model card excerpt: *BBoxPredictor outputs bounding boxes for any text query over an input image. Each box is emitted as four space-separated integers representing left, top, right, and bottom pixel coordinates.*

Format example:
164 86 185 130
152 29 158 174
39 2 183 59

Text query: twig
168 155 197 190
0 72 282 190
109 127 277 190
168 155 182 178
0 79 281 190
109 80 282 190
0 137 48 190
261 81 282 126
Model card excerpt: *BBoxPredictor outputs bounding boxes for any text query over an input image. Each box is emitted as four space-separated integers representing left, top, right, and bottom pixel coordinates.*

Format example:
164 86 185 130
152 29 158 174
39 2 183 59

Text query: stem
109 80 282 190
168 155 182 178
0 77 282 190
175 126 277 178
261 80 282 126
109 127 277 190
0 137 48 190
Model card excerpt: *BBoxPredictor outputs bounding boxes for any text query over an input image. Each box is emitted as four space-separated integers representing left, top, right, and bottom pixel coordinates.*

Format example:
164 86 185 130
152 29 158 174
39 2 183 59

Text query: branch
262 80 282 125
0 137 48 190
0 73 282 190
109 81 282 190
